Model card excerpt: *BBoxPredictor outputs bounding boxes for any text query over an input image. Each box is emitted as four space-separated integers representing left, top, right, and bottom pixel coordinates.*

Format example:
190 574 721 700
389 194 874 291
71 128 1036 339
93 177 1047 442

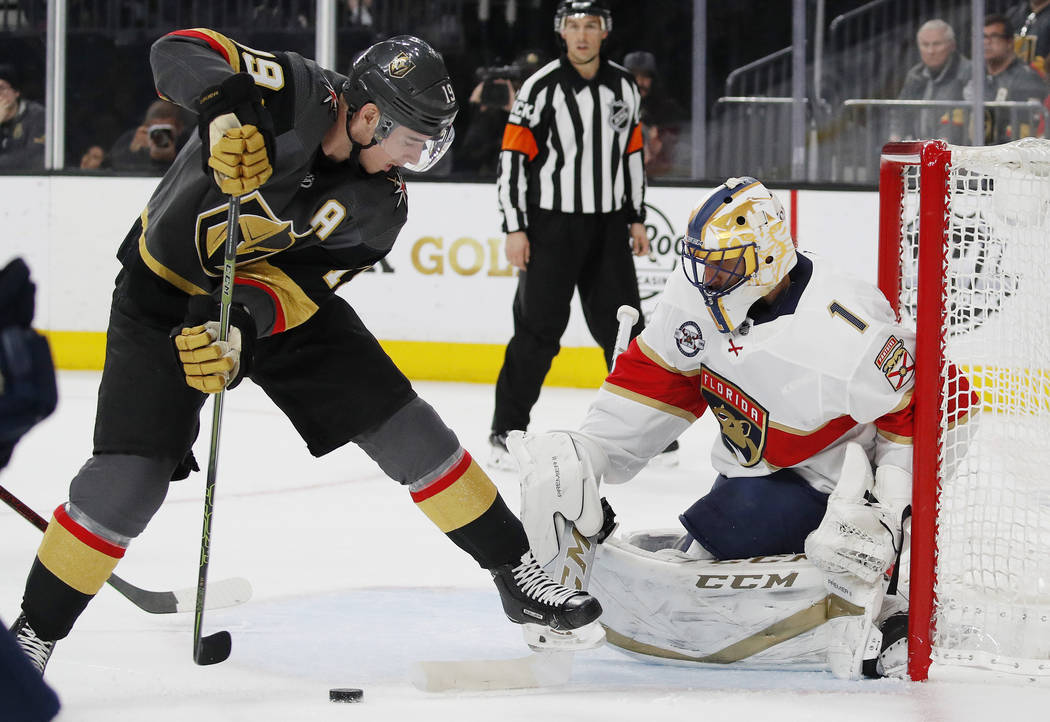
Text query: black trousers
492 207 643 433
95 267 417 467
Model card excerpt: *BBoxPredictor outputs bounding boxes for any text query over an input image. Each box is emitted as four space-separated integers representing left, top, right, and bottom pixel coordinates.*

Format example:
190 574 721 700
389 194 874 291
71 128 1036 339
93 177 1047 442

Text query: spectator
108 99 189 173
0 64 45 171
888 19 971 144
623 50 688 177
1006 0 1050 73
345 0 375 26
965 13 1049 144
79 144 107 170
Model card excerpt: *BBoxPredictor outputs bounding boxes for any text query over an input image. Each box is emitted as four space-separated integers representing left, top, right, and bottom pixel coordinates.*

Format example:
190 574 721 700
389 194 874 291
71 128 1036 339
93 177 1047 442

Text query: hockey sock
22 504 127 641
411 450 529 569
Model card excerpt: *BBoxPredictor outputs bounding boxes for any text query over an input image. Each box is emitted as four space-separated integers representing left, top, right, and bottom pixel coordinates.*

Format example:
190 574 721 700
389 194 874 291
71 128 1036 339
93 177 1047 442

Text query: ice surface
2 372 1046 721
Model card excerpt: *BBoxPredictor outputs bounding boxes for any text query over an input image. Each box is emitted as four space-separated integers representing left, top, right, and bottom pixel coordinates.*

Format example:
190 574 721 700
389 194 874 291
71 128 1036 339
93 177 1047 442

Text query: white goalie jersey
579 252 975 491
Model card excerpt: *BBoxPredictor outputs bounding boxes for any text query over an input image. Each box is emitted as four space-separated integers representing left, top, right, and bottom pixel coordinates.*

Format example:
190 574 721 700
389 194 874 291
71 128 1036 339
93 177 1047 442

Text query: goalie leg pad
679 469 830 560
590 535 838 669
510 431 607 567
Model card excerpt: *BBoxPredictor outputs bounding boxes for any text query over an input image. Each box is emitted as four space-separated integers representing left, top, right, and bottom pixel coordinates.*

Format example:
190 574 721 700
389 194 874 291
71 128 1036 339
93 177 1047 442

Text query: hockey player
509 177 980 678
8 30 601 675
0 257 60 720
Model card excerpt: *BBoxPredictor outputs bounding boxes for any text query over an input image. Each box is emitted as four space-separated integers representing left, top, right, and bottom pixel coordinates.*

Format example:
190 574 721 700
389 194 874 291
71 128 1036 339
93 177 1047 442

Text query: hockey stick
411 305 639 692
192 195 240 666
0 484 252 614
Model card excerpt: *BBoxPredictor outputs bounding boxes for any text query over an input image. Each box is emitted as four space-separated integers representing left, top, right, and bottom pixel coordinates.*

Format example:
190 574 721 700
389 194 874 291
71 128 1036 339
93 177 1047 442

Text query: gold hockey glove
171 297 255 394
195 73 276 196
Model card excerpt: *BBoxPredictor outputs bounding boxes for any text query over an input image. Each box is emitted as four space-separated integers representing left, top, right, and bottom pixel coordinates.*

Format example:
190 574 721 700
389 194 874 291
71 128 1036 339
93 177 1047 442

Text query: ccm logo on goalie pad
695 572 799 590
874 335 915 392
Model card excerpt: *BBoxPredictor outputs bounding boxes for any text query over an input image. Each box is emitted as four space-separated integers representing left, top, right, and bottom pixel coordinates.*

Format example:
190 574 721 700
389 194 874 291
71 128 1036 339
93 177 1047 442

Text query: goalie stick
0 483 252 614
410 305 638 692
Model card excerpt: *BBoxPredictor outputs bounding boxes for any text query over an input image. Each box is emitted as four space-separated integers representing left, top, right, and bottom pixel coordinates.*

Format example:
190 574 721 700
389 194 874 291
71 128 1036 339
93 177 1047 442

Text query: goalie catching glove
804 442 905 584
195 72 276 195
509 430 615 567
171 295 256 394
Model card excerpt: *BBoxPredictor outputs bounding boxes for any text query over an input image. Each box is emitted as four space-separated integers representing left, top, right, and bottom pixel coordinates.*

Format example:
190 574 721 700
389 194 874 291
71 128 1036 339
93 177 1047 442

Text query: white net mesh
899 138 1050 677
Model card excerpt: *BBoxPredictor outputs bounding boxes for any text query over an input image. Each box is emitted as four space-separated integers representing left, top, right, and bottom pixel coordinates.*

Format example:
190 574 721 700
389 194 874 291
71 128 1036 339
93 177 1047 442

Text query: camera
476 64 522 108
148 123 175 149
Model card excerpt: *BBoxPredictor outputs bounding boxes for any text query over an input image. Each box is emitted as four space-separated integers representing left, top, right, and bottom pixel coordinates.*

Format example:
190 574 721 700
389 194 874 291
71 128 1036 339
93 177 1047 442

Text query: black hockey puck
329 687 364 703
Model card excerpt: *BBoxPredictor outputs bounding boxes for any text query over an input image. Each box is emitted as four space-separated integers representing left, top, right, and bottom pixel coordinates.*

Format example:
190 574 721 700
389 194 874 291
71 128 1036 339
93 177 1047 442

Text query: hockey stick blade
194 630 232 666
410 651 573 692
105 574 252 615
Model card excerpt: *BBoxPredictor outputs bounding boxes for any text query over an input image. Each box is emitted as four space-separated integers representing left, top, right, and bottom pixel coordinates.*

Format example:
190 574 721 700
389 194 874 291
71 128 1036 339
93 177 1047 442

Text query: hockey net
878 138 1050 681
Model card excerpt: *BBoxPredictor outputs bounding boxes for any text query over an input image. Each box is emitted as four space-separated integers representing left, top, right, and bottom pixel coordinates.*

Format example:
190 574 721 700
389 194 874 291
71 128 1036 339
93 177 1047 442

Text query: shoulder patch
388 171 407 208
674 321 705 357
874 334 915 391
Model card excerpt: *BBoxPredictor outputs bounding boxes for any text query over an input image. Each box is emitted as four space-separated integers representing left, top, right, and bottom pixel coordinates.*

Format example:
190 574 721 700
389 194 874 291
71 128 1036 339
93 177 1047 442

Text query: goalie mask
681 177 797 334
342 35 458 172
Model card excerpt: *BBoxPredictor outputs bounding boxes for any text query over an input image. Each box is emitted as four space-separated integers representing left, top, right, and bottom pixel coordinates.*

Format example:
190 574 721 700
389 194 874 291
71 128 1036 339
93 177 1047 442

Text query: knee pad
68 454 176 539
353 397 460 484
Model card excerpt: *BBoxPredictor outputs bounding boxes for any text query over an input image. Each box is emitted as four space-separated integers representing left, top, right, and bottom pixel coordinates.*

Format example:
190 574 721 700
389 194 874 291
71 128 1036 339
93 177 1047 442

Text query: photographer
457 54 540 177
109 99 189 173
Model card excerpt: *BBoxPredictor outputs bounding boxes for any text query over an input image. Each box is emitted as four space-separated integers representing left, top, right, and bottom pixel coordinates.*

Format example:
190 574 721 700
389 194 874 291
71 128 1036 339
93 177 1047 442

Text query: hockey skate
490 550 605 651
11 613 55 675
863 595 909 679
487 432 518 472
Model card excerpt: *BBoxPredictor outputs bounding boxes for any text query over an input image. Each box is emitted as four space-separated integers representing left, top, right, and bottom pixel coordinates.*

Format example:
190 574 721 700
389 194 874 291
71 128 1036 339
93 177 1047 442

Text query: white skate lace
513 552 577 606
14 617 54 674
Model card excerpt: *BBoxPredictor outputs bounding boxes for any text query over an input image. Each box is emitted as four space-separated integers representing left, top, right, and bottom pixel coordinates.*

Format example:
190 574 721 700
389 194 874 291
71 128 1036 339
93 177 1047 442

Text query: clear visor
682 240 758 298
375 121 455 173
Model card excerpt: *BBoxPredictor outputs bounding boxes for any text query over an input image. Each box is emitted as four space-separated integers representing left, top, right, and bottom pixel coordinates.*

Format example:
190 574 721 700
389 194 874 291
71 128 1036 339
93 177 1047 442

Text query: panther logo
711 402 762 466
700 367 768 467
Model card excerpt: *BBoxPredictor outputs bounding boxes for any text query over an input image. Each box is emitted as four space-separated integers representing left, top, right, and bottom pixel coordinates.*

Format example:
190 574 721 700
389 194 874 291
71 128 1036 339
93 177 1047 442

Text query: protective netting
898 138 1050 676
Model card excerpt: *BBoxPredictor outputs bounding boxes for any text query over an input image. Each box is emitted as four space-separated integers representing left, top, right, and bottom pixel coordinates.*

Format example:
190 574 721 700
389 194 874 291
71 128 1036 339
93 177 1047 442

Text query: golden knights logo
700 367 768 467
194 192 310 275
387 52 415 78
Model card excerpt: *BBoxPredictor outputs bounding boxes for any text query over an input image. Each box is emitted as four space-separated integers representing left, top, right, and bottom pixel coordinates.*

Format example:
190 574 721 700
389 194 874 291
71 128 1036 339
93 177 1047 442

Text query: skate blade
523 621 605 652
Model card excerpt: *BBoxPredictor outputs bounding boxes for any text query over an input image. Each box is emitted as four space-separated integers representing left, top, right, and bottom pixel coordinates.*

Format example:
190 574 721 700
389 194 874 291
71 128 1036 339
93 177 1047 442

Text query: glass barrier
4 1 1049 184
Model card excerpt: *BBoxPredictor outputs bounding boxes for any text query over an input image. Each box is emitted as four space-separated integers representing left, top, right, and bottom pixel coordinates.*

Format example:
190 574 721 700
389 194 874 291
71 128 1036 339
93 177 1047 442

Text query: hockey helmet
554 0 612 33
342 35 458 172
681 177 797 334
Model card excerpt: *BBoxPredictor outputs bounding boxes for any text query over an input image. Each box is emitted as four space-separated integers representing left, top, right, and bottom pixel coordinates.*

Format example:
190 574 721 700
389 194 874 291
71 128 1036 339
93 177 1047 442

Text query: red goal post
877 139 1050 682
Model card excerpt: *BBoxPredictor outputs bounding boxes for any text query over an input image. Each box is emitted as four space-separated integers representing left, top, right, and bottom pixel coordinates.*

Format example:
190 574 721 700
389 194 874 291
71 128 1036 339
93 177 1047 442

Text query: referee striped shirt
496 55 646 233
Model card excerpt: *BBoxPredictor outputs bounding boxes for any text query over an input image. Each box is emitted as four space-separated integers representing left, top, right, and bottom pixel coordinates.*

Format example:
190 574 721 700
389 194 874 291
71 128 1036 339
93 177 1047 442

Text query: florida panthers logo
387 52 415 78
674 321 705 357
700 367 768 467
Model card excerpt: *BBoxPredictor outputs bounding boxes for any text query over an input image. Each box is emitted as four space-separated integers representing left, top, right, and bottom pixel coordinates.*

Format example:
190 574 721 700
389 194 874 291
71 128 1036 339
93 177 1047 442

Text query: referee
490 0 649 467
